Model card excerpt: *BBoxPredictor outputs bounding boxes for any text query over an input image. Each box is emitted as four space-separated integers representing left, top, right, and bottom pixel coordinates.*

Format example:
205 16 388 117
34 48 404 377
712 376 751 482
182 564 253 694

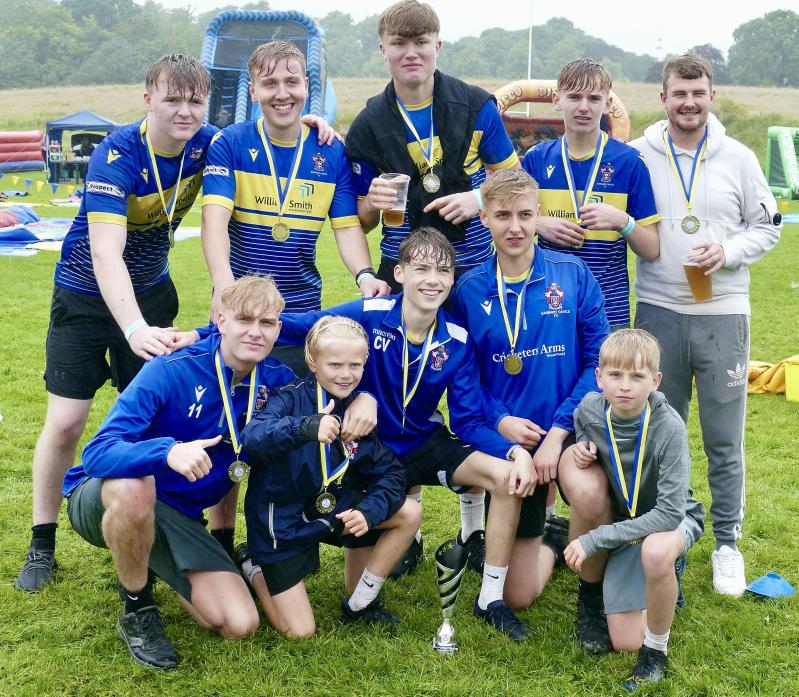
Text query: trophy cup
433 537 469 653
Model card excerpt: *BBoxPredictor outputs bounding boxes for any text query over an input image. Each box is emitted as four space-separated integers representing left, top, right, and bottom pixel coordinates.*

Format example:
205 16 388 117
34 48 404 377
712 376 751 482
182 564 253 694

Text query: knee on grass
217 606 260 639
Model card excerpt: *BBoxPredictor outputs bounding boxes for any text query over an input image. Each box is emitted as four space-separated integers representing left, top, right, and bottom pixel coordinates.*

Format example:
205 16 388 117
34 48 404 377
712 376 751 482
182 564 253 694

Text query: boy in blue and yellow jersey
240 317 420 637
564 329 705 689
275 227 540 641
16 54 217 594
522 59 660 329
201 41 389 345
452 169 617 653
61 276 295 670
345 0 519 290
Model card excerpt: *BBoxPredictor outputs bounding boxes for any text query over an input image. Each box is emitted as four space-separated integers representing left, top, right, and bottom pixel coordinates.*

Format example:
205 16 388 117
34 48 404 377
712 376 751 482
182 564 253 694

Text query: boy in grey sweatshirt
564 329 705 690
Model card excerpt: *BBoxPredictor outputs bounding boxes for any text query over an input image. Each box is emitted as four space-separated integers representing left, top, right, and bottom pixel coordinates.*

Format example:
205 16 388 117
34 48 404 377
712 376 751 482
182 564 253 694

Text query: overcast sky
161 0 793 57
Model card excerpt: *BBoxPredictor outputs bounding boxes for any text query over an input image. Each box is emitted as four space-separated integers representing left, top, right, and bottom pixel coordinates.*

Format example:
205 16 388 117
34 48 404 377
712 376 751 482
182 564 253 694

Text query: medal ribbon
142 118 186 248
605 402 651 517
495 261 533 357
396 97 436 175
560 131 607 224
257 118 305 227
400 316 436 430
663 127 708 210
214 350 257 458
316 382 351 487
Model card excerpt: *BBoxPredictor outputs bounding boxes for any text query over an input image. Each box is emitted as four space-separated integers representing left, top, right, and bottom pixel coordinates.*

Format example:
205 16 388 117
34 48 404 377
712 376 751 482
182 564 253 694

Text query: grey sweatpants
635 303 749 543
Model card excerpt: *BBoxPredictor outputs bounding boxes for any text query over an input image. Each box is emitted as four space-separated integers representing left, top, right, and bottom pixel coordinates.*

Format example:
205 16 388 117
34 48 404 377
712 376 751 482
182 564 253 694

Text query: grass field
0 168 798 695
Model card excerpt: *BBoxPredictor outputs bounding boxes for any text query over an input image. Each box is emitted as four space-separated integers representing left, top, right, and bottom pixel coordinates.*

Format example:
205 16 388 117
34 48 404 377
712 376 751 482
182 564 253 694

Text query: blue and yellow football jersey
522 135 660 326
351 100 518 269
202 121 360 312
55 120 216 296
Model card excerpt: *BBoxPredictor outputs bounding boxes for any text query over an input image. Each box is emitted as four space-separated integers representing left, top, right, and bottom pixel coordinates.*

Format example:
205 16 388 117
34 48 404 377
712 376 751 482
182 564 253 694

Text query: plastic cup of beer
683 257 712 302
379 173 410 227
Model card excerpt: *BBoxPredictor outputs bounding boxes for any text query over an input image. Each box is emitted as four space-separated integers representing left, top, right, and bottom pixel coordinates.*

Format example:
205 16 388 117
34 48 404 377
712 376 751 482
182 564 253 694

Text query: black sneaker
388 537 423 579
340 596 400 625
458 529 485 575
15 546 57 592
624 645 669 690
542 515 570 568
675 556 686 610
116 605 179 670
576 587 611 655
472 596 530 642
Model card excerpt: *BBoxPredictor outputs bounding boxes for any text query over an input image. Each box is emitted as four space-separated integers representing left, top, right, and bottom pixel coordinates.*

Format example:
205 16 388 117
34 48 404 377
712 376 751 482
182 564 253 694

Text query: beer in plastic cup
379 173 410 227
683 258 712 302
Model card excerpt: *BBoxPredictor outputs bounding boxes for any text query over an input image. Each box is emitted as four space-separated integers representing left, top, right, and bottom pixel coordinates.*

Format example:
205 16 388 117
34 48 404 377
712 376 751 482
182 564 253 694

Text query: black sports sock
120 578 155 614
210 527 235 559
30 523 58 551
578 579 603 598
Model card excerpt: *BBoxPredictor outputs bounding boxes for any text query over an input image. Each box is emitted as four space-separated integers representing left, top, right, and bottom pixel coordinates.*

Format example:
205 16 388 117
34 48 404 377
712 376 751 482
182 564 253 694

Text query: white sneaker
711 545 747 596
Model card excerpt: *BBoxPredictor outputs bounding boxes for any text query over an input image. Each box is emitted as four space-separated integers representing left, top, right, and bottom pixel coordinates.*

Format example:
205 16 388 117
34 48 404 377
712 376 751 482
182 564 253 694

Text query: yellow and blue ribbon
605 402 651 517
560 131 607 225
316 382 351 487
663 127 708 210
142 118 186 248
257 118 305 225
400 317 436 430
214 350 257 458
495 260 533 358
396 97 435 174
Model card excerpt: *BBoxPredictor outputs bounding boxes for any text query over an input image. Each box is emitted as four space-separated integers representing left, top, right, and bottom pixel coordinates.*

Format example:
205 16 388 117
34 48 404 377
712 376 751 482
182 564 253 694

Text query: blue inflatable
201 10 337 128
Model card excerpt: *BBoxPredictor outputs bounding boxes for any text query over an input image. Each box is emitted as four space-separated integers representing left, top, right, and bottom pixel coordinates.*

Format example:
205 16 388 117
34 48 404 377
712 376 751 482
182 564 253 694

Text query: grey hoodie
631 113 781 316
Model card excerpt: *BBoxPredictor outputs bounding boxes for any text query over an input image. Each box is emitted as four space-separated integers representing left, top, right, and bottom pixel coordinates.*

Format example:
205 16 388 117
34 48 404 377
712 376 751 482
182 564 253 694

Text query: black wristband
355 266 376 287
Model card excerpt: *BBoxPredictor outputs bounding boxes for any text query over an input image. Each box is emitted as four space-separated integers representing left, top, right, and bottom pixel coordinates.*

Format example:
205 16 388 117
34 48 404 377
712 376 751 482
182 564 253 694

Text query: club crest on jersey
599 162 614 183
255 385 269 411
249 148 259 162
188 147 203 160
546 164 556 179
430 345 449 371
312 152 326 172
544 282 564 309
107 149 122 164
345 440 359 458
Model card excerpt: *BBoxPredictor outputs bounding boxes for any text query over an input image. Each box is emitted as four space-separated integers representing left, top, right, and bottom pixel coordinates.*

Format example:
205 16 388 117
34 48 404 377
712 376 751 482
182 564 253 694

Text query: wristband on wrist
355 266 377 287
124 318 148 341
620 215 636 237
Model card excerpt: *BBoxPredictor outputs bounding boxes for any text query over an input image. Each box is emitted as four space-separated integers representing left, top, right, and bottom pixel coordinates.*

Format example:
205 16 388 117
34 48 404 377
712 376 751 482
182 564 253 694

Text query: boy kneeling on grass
240 316 420 637
563 329 705 689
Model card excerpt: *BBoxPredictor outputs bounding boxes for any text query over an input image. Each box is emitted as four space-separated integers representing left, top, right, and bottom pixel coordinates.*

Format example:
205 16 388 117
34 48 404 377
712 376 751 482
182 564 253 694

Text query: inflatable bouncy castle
201 10 336 128
0 131 45 173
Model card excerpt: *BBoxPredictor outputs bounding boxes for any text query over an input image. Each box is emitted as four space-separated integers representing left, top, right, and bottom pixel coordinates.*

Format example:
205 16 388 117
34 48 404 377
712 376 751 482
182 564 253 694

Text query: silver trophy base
432 619 459 654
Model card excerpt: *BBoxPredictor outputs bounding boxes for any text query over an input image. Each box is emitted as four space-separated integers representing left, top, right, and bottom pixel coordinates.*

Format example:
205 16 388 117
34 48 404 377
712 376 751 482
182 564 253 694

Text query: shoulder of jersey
99 123 143 166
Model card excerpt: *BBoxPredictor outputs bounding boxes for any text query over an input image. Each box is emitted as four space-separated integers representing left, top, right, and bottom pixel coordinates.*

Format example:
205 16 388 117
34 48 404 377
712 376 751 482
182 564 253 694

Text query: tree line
0 1 796 89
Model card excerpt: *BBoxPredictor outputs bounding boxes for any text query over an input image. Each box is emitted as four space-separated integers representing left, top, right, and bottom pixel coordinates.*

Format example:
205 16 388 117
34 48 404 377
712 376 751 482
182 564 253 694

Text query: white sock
240 558 262 586
477 563 508 610
348 568 385 611
546 504 557 518
643 627 670 654
407 492 423 543
460 492 485 541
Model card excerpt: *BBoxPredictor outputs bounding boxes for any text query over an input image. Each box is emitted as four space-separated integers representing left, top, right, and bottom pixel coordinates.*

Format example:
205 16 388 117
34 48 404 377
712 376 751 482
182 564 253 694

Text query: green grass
1 194 798 695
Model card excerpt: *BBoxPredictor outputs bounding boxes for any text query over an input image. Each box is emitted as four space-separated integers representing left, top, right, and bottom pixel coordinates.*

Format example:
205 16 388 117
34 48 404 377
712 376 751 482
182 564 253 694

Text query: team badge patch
544 282 564 310
600 162 614 183
430 345 449 371
345 440 359 458
312 152 326 172
255 385 269 411
188 147 203 160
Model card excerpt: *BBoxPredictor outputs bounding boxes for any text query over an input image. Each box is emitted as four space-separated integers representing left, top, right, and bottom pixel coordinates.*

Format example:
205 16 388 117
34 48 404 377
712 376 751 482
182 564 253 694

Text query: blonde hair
145 53 210 99
304 316 369 366
557 58 612 94
248 40 306 78
378 0 439 37
480 169 539 206
220 275 285 317
662 53 713 92
599 328 660 373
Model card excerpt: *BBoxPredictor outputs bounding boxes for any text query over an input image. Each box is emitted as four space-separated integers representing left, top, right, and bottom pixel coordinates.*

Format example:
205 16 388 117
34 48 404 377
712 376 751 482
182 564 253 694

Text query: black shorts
44 279 179 399
260 522 382 596
400 426 475 494
67 477 237 600
486 432 576 539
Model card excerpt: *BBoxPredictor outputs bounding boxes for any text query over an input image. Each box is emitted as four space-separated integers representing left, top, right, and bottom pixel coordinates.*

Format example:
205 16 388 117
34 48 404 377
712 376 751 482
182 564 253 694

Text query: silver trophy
433 537 469 653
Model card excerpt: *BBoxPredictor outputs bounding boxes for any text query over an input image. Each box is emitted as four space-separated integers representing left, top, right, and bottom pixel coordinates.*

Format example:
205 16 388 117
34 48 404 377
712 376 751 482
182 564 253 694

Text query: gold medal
271 220 290 242
681 215 700 234
422 170 441 193
315 490 336 514
228 460 250 483
503 353 523 375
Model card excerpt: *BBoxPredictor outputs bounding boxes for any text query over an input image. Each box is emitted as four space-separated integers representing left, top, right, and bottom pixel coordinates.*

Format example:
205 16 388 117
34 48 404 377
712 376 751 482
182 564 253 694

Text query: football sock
643 627 670 654
348 568 385 611
545 504 557 518
478 564 508 610
459 492 485 540
30 523 57 551
210 527 235 558
407 492 423 543
120 578 154 614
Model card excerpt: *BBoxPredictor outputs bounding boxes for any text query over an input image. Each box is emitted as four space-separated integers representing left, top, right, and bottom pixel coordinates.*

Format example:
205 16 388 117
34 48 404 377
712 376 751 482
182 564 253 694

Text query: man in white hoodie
631 54 781 597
